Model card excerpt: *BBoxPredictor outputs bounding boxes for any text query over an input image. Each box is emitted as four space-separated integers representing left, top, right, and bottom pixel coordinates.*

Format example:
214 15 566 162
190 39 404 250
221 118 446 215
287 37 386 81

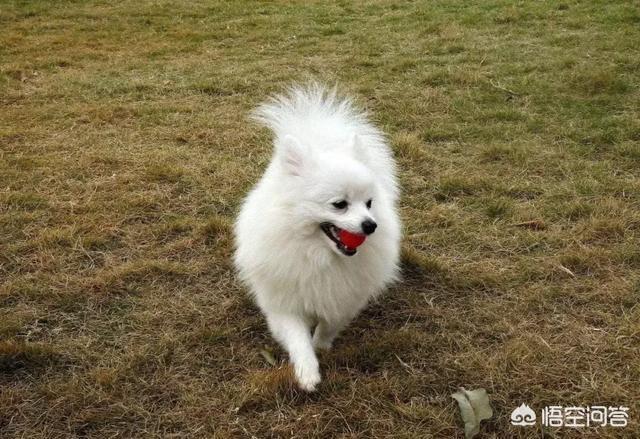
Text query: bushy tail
251 82 364 140
251 82 398 202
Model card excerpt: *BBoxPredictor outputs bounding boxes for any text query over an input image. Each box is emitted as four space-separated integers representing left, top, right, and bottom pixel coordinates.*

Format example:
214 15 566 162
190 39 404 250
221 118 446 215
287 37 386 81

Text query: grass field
1 0 639 437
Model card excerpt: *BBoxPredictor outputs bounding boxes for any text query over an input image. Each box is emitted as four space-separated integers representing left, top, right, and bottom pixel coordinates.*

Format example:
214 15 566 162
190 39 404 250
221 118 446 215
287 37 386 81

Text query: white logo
510 403 536 426
511 404 629 428
541 405 629 428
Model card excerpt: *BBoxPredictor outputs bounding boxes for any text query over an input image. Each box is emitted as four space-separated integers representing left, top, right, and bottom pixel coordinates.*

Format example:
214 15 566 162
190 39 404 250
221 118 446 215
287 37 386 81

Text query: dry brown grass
1 0 639 437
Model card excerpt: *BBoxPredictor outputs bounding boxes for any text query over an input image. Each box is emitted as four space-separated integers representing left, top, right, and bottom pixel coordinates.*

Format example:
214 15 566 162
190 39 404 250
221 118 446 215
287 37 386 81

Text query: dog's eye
332 200 348 209
366 199 372 209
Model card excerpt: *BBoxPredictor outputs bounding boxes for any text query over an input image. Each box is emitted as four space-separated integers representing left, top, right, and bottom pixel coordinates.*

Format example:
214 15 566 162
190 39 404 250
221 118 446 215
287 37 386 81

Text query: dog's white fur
234 84 400 390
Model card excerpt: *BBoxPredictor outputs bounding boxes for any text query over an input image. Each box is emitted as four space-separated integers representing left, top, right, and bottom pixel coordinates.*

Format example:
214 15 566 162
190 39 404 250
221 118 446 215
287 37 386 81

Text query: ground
1 1 639 437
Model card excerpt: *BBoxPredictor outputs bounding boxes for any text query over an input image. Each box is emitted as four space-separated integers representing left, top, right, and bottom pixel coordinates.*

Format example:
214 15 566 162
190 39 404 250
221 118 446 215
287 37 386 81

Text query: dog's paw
294 361 321 392
312 337 333 351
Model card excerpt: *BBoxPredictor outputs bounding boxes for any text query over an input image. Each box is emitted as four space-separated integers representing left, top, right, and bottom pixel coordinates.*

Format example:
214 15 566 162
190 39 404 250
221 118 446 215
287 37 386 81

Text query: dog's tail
252 83 399 202
251 82 364 141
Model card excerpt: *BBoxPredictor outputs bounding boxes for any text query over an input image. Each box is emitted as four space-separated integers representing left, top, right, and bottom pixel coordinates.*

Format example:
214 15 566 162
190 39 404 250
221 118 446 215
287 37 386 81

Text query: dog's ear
349 133 368 163
278 135 311 176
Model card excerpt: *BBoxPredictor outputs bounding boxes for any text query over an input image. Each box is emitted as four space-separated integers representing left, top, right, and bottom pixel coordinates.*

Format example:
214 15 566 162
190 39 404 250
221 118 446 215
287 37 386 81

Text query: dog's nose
361 220 377 235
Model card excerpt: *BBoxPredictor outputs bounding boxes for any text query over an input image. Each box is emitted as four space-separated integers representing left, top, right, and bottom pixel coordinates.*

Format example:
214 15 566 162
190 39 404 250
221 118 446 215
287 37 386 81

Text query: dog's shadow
238 254 494 409
321 251 497 376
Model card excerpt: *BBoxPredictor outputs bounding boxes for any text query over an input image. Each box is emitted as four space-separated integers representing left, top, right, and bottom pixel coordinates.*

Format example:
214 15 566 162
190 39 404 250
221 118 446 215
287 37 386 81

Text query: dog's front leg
266 312 320 391
313 317 351 351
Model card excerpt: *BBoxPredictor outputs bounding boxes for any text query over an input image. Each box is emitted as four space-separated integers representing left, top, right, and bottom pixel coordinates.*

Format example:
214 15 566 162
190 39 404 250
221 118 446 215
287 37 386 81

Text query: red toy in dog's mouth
320 223 366 256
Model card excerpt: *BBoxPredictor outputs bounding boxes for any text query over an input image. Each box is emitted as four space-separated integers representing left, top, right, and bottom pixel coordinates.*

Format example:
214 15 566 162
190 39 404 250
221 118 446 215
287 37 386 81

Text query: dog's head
276 134 378 257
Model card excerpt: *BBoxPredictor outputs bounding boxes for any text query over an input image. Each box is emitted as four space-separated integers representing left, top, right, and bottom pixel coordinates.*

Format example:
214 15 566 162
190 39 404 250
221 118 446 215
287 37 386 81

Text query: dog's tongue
339 229 366 249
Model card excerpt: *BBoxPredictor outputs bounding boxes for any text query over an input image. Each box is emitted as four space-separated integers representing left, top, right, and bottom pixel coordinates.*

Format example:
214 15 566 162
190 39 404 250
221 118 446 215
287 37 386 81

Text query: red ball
339 229 366 249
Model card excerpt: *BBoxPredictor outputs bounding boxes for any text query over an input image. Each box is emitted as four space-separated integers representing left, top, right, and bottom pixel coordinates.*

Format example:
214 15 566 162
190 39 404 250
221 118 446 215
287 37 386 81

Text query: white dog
234 84 401 391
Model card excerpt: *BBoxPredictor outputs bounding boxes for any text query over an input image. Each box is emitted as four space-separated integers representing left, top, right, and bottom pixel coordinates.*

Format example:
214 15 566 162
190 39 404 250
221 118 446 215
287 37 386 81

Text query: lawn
1 0 639 437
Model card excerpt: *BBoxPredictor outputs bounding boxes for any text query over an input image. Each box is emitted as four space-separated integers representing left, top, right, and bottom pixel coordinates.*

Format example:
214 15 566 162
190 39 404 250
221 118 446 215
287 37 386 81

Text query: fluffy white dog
234 84 401 391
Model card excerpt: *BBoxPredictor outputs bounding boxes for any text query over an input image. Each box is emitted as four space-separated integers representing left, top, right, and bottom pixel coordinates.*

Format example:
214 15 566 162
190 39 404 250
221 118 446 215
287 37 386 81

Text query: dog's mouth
320 222 366 256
